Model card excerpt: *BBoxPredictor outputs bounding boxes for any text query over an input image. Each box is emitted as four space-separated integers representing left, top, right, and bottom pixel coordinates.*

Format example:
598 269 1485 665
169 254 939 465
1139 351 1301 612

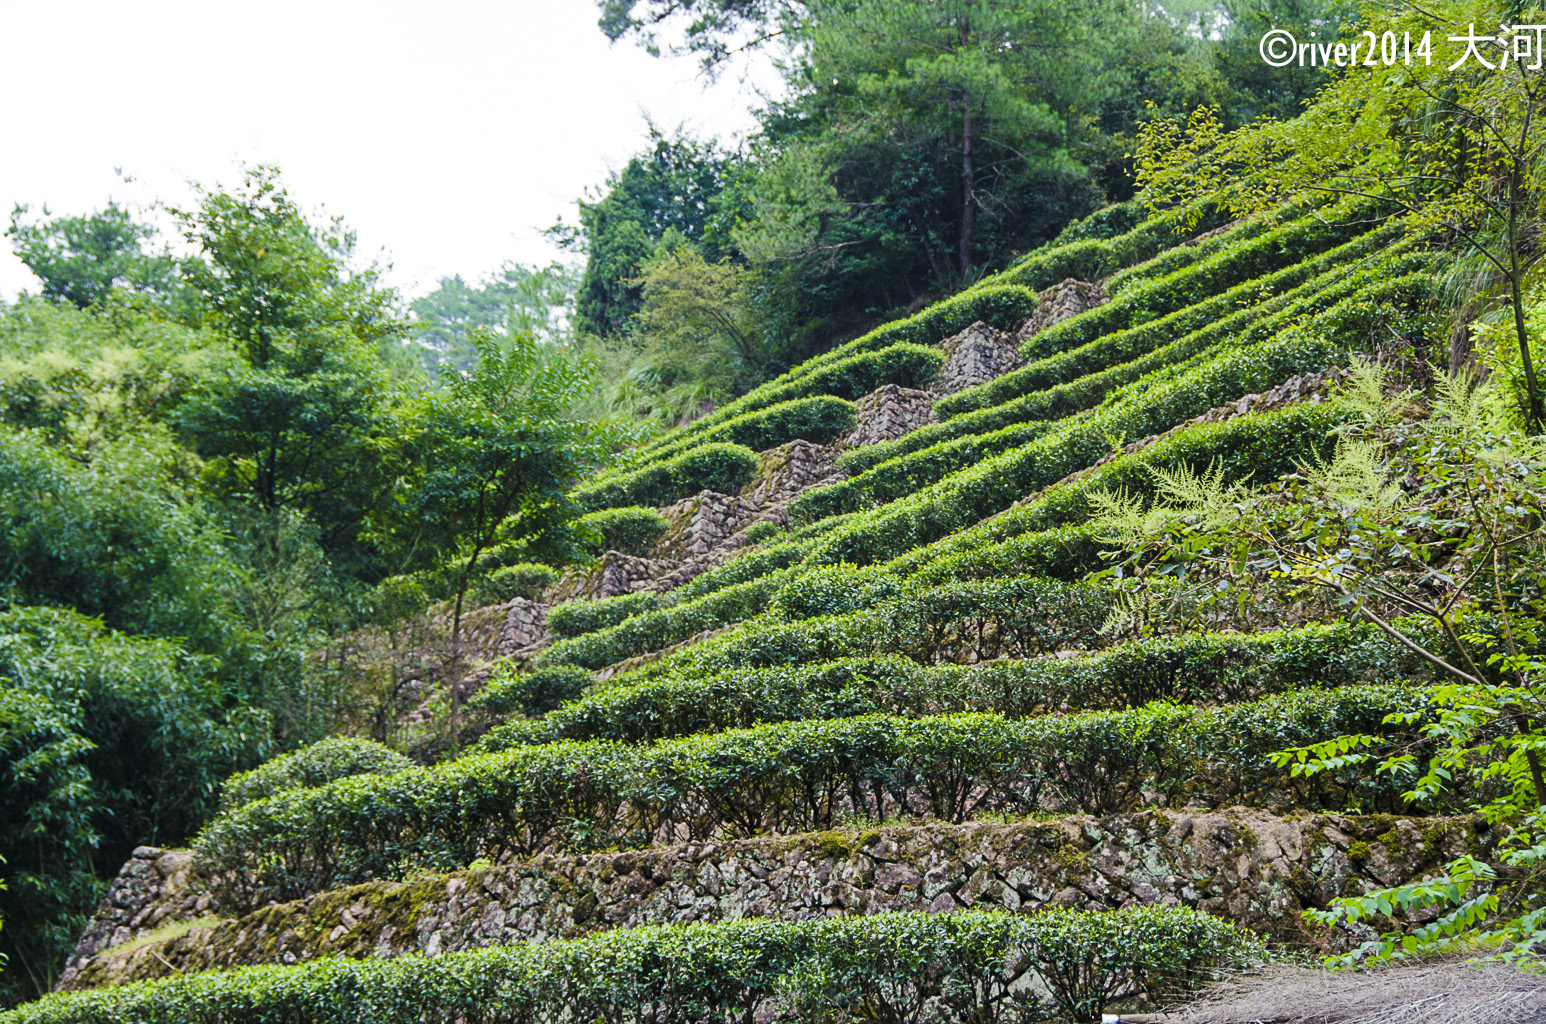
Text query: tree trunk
448 588 466 750
1507 216 1543 432
960 87 975 282
447 544 485 750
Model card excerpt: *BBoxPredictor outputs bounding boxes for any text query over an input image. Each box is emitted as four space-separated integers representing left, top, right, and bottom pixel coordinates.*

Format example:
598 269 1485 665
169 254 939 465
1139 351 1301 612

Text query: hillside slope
9 195 1466 1022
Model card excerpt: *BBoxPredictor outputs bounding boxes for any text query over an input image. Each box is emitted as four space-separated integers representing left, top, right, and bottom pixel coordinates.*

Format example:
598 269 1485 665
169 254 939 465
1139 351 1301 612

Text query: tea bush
573 506 670 556
0 908 1261 1024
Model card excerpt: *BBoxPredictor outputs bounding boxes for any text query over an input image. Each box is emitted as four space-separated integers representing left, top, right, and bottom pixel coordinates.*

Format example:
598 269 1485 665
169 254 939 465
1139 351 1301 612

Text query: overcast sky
0 0 780 301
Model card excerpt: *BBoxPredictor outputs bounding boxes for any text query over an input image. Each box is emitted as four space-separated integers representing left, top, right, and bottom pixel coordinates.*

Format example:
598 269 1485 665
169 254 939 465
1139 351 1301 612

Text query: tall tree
6 201 180 309
808 0 1121 281
173 166 410 572
380 332 626 745
567 128 736 336
411 262 578 374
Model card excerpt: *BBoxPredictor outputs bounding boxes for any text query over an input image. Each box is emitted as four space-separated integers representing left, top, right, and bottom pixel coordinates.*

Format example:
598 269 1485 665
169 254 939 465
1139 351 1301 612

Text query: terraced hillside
8 195 1479 1023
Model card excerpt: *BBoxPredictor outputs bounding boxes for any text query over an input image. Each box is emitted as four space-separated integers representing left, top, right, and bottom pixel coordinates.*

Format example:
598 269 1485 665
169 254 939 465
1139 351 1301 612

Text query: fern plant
1090 362 1546 965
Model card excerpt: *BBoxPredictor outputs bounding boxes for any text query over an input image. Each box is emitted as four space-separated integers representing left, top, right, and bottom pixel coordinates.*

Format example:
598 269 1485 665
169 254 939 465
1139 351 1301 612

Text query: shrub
541 657 930 744
467 663 595 718
995 196 1234 289
795 416 1071 522
602 345 940 479
474 562 558 604
837 242 1424 478
1020 204 1369 358
549 573 1118 678
805 359 1348 572
0 909 1260 1024
1045 198 1148 246
860 285 1040 348
194 687 1429 908
537 568 801 670
1101 208 1279 296
900 524 1110 585
546 591 667 639
716 395 858 450
534 621 1433 745
573 506 670 556
743 520 784 544
218 738 413 813
768 564 909 620
936 215 1399 420
576 443 759 511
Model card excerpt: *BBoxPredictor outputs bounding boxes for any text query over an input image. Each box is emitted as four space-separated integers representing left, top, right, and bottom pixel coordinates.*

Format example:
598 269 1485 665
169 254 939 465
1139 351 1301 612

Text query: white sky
0 0 780 301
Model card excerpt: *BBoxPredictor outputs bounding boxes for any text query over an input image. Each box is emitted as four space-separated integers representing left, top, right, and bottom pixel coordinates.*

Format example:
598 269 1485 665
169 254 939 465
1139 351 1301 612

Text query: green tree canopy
568 128 739 336
172 166 412 573
5 201 180 310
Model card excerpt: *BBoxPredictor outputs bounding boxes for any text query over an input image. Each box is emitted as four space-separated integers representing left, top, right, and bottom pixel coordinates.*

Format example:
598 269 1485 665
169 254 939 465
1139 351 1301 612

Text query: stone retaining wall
58 808 1487 992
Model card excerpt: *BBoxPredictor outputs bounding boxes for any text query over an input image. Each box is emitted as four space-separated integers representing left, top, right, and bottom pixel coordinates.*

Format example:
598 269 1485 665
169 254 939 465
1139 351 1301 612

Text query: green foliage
0 606 269 1002
6 200 181 310
996 194 1227 285
0 429 240 653
1096 362 1546 963
0 908 1261 1024
171 166 410 570
709 395 858 451
1136 2 1546 428
570 127 738 336
574 506 671 557
218 737 411 813
543 571 1116 678
743 521 783 544
546 591 666 639
838 244 1426 477
630 238 777 403
575 441 760 511
473 563 559 604
195 686 1423 907
804 355 1349 573
468 664 595 718
528 620 1431 745
0 298 233 453
538 569 797 671
410 261 578 374
938 202 1369 419
609 343 939 479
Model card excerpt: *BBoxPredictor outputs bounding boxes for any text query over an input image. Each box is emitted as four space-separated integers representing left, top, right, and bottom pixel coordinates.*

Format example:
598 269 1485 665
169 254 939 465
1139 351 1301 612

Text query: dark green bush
0 908 1260 1024
576 443 759 511
996 196 1233 289
806 361 1347 572
937 212 1392 420
0 607 271 1003
573 506 670 556
468 664 595 718
840 250 1427 478
541 571 1116 674
194 686 1428 908
546 591 667 638
601 346 940 480
474 562 558 604
533 621 1432 745
1046 199 1148 246
743 520 784 544
902 524 1110 585
218 737 412 813
604 196 1240 473
768 564 909 620
537 568 800 670
717 395 858 450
